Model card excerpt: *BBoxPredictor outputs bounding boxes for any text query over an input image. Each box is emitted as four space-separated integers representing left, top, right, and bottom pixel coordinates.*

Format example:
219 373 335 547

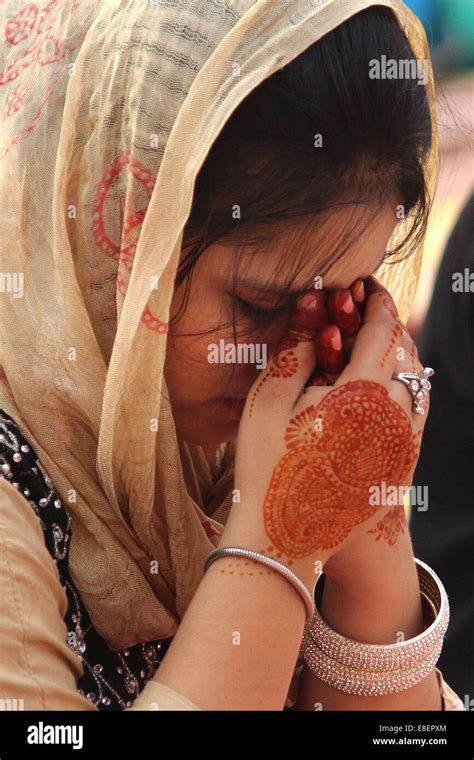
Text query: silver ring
391 367 434 415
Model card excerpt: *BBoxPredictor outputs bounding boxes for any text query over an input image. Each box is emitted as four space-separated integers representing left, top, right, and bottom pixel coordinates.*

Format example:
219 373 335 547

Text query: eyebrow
235 251 388 297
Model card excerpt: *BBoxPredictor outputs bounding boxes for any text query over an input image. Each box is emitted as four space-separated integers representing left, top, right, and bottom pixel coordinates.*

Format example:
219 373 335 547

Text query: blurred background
405 0 473 333
404 0 473 704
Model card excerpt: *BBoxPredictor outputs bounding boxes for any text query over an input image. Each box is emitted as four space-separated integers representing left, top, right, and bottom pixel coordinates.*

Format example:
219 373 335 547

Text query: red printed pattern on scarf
92 150 170 334
1 1 83 160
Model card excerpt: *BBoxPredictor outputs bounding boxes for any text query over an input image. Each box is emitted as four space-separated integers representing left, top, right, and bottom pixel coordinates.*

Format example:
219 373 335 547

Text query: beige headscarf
0 0 437 650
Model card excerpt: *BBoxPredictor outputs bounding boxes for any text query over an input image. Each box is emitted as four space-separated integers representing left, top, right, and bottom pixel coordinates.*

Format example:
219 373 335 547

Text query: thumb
247 291 327 417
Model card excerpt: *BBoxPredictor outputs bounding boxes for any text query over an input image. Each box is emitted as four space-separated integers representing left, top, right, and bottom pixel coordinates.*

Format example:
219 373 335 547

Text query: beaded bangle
301 638 443 696
301 558 449 696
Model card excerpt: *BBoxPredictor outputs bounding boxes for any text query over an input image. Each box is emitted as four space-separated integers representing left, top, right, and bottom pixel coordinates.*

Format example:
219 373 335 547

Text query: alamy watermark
207 340 267 370
27 721 83 750
369 56 428 86
0 271 23 298
452 268 473 292
0 698 24 710
369 482 429 512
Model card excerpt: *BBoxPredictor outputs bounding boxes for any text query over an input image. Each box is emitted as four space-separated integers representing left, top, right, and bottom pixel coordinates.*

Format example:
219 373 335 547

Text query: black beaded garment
0 409 173 710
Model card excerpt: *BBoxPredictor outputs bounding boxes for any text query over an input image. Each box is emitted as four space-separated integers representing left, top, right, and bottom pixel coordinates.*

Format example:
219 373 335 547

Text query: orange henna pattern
218 560 272 577
248 331 302 417
263 381 417 558
367 505 407 545
217 546 292 576
412 428 423 461
381 321 403 368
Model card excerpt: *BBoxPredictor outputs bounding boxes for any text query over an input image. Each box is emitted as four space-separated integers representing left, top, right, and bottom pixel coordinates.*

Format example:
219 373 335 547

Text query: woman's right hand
221 279 426 590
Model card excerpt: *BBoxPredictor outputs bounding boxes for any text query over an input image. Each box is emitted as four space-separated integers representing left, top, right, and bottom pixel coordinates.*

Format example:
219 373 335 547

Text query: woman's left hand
321 276 430 586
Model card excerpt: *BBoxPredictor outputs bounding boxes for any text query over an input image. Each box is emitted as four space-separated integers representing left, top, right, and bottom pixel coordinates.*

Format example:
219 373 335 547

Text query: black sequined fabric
0 409 173 710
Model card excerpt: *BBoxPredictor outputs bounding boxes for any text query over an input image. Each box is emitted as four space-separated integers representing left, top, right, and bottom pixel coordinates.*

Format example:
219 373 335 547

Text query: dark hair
171 6 433 337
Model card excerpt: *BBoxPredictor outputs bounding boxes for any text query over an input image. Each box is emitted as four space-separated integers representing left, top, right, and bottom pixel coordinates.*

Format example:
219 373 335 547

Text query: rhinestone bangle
301 558 450 696
204 546 315 621
301 636 443 696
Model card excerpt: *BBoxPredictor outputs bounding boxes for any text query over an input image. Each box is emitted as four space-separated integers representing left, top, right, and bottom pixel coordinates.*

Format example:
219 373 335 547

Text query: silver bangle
301 558 450 696
204 547 315 621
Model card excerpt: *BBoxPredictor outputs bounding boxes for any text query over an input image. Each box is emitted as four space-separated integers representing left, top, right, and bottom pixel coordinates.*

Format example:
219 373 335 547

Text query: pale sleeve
0 477 96 710
435 668 466 711
0 476 201 712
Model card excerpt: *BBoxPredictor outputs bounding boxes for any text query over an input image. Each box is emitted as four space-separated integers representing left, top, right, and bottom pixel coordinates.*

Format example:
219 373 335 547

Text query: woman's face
164 200 401 446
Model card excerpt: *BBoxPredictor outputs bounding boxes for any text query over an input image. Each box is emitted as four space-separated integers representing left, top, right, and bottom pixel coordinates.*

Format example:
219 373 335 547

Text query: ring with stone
391 367 434 415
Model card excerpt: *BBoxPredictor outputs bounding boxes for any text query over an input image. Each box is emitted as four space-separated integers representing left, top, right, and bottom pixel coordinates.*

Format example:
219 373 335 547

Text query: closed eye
233 294 292 323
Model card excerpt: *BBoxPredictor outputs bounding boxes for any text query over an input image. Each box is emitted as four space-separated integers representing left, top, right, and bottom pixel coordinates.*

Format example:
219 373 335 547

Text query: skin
164 201 398 446
262 380 417 558
156 199 442 710
367 504 407 545
225 274 428 576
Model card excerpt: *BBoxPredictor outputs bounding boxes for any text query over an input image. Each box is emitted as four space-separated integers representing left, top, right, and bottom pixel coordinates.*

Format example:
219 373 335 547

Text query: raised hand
226 278 428 589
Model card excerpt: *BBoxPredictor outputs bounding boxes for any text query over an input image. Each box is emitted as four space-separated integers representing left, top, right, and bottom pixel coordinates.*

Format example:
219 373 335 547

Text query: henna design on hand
248 293 327 416
248 334 300 417
410 428 424 469
248 284 371 415
367 505 407 545
381 321 403 368
262 380 417 558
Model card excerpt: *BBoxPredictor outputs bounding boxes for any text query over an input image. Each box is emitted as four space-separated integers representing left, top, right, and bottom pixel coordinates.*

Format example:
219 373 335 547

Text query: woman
0 0 465 710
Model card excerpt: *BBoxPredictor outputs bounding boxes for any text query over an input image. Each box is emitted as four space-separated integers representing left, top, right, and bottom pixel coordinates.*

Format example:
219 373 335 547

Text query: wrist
318 559 424 644
219 508 330 594
322 510 415 591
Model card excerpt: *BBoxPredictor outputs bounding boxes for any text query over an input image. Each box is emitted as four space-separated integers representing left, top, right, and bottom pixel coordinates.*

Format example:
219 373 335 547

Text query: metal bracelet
301 633 443 696
204 546 315 621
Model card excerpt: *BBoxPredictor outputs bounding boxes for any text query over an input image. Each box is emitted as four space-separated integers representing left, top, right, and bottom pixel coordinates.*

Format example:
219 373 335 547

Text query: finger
364 274 399 318
342 335 356 357
334 288 403 388
388 335 428 487
349 278 366 313
246 293 326 414
316 324 346 374
390 330 430 423
286 290 328 336
305 370 328 387
327 288 362 337
323 371 339 386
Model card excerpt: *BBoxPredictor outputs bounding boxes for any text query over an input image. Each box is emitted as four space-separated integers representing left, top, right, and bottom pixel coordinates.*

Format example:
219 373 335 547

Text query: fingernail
315 325 346 374
328 326 342 351
382 295 398 319
341 293 353 314
349 278 365 304
327 289 361 337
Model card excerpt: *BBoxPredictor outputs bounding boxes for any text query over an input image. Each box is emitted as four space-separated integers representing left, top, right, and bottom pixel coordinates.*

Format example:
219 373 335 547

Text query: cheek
166 332 216 386
166 288 291 404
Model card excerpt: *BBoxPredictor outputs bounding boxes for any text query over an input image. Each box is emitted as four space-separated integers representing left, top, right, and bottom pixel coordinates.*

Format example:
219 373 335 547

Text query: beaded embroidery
0 409 172 710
